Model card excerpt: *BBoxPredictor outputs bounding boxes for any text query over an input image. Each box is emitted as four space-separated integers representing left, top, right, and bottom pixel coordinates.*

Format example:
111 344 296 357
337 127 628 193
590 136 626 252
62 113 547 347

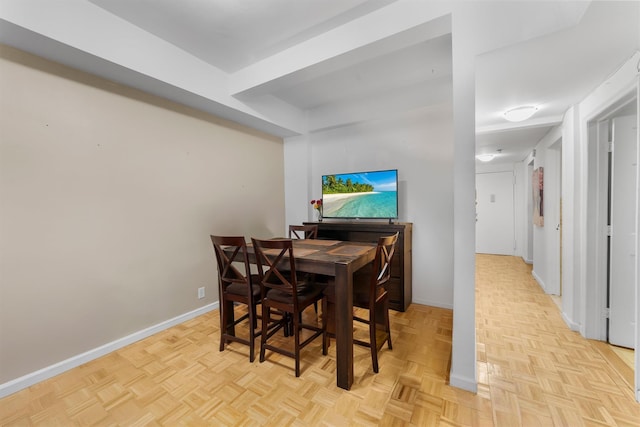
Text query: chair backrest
251 238 299 297
371 232 399 291
210 235 252 294
288 224 318 240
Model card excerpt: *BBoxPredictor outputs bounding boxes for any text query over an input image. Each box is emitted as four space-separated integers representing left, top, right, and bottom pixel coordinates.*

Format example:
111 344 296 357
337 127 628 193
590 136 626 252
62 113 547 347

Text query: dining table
223 238 377 390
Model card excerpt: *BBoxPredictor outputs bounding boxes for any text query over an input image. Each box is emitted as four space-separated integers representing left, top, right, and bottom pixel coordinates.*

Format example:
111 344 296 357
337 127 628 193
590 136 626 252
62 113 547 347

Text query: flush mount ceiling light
504 106 538 122
476 154 495 162
476 148 502 162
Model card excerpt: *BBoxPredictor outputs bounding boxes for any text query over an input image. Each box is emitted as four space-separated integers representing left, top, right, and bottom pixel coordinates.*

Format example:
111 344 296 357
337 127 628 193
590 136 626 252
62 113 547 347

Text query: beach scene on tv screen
322 170 398 218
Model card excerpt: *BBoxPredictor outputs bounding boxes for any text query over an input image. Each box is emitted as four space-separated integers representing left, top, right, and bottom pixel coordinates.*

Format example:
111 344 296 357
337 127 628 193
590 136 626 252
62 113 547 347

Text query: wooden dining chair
251 237 327 377
211 235 262 362
324 232 398 373
288 224 318 240
289 224 321 315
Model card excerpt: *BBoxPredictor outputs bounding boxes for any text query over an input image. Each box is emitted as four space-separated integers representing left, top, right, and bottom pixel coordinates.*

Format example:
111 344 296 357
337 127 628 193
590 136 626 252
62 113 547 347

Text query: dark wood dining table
223 238 377 390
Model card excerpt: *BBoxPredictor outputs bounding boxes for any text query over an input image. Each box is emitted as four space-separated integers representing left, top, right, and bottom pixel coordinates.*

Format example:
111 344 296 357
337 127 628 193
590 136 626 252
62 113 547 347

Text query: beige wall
0 45 285 383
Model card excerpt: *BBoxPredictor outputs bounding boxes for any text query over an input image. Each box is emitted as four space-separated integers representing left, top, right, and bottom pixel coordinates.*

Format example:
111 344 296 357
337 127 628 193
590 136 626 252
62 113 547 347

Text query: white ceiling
89 0 399 73
2 1 638 166
475 1 639 164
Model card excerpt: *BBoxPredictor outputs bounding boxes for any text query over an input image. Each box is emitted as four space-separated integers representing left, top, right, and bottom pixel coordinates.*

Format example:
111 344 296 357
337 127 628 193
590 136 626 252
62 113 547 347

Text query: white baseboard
449 372 478 393
411 298 453 310
0 302 218 399
561 311 580 332
532 270 546 292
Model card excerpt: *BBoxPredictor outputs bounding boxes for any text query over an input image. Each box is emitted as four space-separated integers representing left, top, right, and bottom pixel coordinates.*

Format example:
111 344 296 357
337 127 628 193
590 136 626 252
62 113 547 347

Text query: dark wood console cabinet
304 221 412 311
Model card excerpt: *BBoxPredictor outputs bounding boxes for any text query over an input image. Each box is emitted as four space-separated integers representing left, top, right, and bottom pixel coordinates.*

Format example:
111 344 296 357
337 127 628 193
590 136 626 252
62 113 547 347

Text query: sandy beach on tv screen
323 192 379 214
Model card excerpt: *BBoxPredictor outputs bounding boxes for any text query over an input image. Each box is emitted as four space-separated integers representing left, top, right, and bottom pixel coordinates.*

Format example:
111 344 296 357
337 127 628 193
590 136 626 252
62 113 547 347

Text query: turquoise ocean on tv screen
329 191 397 218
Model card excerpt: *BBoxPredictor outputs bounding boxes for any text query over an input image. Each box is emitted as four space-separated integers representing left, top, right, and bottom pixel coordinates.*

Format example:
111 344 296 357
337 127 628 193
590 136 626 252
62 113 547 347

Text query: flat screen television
322 169 398 220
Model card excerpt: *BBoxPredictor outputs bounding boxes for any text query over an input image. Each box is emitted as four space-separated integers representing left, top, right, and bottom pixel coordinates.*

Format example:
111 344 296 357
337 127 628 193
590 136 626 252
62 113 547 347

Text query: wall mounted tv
322 169 398 220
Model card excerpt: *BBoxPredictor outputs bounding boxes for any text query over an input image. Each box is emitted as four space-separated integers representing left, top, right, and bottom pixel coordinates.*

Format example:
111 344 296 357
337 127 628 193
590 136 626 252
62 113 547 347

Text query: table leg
334 262 354 390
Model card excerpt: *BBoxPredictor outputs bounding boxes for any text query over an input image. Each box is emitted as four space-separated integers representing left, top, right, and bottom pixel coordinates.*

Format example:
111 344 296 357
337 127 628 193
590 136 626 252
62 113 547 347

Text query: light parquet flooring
476 254 639 426
1 254 638 426
610 347 635 372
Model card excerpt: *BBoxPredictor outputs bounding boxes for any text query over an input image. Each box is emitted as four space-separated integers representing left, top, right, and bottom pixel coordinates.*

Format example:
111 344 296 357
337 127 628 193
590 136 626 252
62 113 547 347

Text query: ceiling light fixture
476 154 495 162
504 106 538 122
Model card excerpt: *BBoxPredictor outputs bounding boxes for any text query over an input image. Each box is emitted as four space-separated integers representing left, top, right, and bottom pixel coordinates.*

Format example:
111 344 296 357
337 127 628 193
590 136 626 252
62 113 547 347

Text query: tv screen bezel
321 168 399 220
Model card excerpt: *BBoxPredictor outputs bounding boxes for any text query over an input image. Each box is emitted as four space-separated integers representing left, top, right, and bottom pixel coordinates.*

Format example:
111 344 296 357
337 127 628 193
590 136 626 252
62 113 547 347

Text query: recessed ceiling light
504 106 538 122
476 154 495 162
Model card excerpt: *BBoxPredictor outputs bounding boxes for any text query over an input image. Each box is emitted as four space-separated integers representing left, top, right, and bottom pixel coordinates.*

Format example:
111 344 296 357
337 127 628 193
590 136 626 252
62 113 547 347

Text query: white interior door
609 115 637 349
476 171 515 255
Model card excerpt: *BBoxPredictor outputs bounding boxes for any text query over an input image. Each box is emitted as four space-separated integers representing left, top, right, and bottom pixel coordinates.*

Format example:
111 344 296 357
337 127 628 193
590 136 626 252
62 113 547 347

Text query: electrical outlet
198 287 205 299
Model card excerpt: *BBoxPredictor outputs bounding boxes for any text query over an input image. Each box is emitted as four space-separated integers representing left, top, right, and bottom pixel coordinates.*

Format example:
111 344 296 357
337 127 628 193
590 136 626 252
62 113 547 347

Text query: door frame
545 139 562 295
583 86 638 401
584 91 637 341
608 114 637 348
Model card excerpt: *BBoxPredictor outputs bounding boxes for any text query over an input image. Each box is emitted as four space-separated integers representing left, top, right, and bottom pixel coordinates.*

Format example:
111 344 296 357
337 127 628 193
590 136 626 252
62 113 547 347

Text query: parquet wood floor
1 254 638 426
610 347 634 371
476 254 639 426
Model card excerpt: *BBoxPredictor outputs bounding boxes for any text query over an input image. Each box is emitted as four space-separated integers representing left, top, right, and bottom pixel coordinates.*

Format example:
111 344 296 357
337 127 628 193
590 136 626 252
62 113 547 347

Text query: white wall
285 104 455 309
560 106 580 330
519 155 535 263
0 46 285 388
529 126 563 294
531 146 547 287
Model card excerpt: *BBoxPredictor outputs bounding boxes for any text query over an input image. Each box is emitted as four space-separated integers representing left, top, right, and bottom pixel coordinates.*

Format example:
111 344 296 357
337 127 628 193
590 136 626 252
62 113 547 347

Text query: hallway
476 254 639 425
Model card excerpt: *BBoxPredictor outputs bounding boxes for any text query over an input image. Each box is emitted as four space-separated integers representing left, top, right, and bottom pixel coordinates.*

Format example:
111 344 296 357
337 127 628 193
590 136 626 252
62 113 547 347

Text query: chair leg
260 305 269 363
248 303 256 362
384 300 392 350
219 302 227 352
369 311 379 374
251 303 259 330
293 311 301 377
285 313 292 337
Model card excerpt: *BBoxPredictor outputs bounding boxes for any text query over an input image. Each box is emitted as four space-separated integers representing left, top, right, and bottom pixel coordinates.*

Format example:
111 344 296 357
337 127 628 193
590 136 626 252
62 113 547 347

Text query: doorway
607 113 637 349
586 92 638 399
476 171 515 255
